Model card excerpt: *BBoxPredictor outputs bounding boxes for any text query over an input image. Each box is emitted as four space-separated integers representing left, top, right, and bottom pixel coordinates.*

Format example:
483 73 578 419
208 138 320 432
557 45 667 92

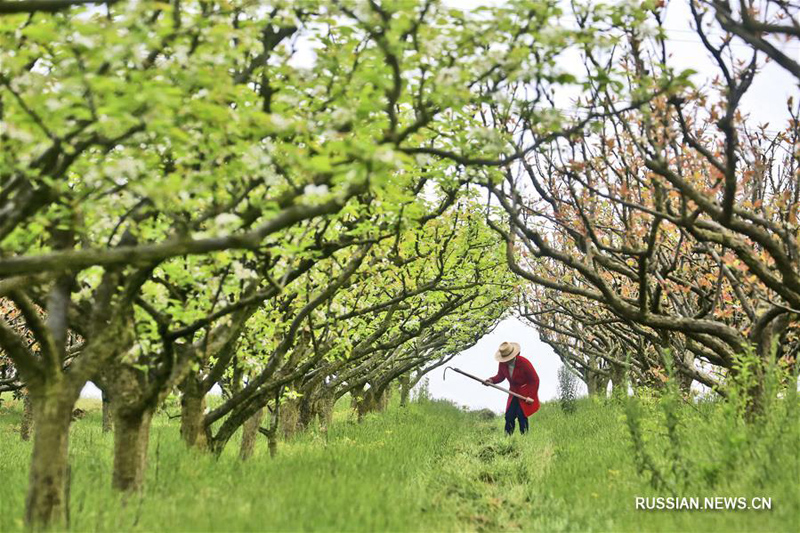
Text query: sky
81 0 798 411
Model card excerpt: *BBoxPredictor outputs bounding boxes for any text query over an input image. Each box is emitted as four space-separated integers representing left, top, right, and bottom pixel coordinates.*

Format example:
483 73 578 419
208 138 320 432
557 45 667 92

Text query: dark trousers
505 397 529 435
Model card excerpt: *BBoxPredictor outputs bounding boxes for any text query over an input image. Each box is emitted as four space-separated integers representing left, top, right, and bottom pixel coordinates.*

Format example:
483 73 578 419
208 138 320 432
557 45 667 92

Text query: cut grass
0 395 797 532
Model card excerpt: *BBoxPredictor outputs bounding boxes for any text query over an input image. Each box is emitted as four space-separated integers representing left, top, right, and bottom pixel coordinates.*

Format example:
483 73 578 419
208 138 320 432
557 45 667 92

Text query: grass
0 393 797 532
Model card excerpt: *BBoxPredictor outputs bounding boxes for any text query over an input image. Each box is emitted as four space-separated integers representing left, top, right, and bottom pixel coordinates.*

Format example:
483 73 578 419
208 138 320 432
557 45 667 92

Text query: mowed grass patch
412 398 797 533
445 399 798 533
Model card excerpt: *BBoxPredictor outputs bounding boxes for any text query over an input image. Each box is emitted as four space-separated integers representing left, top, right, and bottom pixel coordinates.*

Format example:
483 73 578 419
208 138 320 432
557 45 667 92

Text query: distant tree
557 364 578 414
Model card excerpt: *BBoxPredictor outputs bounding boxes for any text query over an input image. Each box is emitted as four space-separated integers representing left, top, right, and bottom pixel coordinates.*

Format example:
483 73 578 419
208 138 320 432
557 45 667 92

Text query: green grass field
0 394 797 532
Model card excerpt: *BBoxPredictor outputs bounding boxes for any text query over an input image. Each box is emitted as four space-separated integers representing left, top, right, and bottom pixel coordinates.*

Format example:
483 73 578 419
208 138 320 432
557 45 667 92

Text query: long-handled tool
444 366 533 403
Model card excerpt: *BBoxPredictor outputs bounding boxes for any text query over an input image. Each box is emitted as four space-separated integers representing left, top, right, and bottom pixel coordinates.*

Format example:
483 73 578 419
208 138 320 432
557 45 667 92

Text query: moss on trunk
24 387 76 528
102 389 113 433
239 407 265 461
279 399 301 439
112 408 154 493
20 392 33 441
180 385 207 449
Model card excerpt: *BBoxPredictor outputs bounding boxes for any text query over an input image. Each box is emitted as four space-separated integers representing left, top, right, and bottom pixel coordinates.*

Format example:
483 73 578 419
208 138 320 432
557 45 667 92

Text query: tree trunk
180 384 207 449
267 403 280 458
376 387 391 412
268 435 278 458
317 395 335 433
585 374 598 397
399 375 411 407
745 313 791 419
351 390 363 421
102 389 113 433
610 364 627 399
112 408 154 492
677 365 694 395
352 388 376 421
207 387 283 456
280 399 300 439
24 388 76 528
298 396 314 432
239 407 264 461
20 392 33 441
585 371 609 398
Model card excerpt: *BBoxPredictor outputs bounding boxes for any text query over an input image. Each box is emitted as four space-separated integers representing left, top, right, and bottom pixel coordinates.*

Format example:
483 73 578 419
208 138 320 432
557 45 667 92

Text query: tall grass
0 389 797 532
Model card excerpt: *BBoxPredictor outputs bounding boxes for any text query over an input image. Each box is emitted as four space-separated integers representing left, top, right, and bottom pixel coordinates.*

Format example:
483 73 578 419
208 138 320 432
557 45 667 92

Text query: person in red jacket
483 341 540 435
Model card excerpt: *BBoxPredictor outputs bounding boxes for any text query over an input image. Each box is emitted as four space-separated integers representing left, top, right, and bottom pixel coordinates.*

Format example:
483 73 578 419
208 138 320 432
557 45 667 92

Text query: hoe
443 366 534 403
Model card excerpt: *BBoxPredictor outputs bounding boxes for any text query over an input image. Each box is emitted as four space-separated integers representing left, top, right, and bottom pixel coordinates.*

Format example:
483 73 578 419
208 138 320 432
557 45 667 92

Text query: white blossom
414 154 435 167
330 107 354 126
103 44 128 62
374 146 400 165
214 213 241 231
45 99 65 112
304 183 329 197
275 92 301 107
468 127 506 153
435 66 461 88
421 33 448 57
2 123 35 143
232 261 257 281
538 25 564 44
104 156 145 179
269 114 292 131
241 144 273 170
70 33 95 49
171 44 190 65
308 84 327 97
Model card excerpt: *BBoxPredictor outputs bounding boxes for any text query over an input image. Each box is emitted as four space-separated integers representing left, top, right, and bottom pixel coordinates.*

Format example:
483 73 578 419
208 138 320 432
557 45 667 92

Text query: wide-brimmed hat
495 341 520 362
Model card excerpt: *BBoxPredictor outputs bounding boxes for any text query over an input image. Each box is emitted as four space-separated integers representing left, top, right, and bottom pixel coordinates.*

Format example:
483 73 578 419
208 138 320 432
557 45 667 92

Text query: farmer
483 341 540 435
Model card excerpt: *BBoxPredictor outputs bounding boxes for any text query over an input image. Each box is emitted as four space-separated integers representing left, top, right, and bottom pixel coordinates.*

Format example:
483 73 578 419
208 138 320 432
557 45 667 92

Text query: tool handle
450 367 534 402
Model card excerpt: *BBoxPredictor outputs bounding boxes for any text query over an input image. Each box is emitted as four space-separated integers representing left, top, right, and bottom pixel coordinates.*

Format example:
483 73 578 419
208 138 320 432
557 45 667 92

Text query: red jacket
488 354 540 417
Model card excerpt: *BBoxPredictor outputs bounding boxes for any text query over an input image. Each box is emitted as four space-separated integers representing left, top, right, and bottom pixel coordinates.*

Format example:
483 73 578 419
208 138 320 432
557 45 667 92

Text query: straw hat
495 341 521 363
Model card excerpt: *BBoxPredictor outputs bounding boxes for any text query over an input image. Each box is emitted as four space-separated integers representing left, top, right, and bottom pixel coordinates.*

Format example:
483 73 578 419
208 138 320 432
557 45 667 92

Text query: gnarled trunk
20 392 33 441
280 399 301 439
745 312 792 418
399 375 411 407
102 389 113 433
239 407 264 461
180 383 207 449
25 388 76 528
610 364 627 399
112 408 154 492
585 371 609 398
377 387 391 412
352 388 378 421
296 390 335 433
268 434 278 457
298 395 316 431
676 354 694 395
317 395 335 433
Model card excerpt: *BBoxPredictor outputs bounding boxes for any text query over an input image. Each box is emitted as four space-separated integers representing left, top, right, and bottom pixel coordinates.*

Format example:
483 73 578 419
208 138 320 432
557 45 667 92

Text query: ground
0 395 797 532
